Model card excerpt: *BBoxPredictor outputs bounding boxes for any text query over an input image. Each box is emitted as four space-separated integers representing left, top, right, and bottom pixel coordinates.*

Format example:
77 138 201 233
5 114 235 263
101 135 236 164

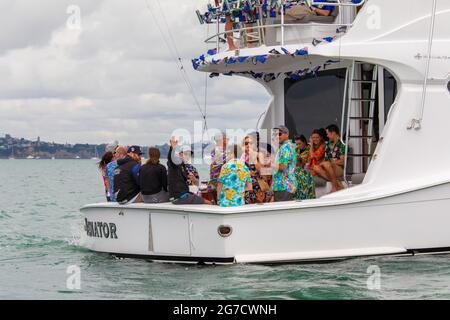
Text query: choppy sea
1 159 450 300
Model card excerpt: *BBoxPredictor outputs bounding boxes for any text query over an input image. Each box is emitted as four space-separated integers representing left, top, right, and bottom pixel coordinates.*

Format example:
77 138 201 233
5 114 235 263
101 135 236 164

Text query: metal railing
204 22 353 52
201 0 366 53
310 0 366 6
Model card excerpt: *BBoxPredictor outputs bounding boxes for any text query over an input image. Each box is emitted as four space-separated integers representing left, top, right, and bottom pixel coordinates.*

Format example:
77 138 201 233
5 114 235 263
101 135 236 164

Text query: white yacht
8 146 15 160
81 0 450 264
91 146 99 160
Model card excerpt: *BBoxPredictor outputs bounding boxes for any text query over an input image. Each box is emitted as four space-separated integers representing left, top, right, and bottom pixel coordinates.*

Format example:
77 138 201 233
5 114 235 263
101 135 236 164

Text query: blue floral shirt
218 160 252 207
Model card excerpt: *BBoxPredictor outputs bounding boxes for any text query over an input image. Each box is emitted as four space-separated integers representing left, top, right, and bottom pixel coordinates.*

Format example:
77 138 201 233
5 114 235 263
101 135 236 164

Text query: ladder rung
349 136 375 139
350 117 374 120
347 154 373 157
351 98 377 102
352 80 377 83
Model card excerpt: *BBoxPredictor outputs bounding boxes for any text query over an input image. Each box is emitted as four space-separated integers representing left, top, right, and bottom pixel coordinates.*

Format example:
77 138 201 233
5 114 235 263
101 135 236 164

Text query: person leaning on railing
215 0 238 50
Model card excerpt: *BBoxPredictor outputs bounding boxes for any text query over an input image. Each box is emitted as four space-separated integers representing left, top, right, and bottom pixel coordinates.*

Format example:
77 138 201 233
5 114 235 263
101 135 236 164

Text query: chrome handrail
204 22 353 47
309 0 366 6
201 0 365 52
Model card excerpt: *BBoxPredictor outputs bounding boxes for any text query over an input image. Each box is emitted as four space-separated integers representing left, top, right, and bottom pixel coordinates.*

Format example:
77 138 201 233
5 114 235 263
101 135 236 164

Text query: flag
294 48 308 56
256 55 268 64
281 47 292 56
237 56 249 63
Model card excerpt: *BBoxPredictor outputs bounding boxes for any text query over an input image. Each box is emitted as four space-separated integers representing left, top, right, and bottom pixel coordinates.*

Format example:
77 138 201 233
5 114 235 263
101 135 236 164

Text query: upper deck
193 0 365 73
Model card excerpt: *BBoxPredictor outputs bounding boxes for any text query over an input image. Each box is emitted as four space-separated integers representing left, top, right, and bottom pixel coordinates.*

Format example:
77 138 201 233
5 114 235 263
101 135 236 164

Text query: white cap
105 140 119 152
214 131 227 142
180 145 192 153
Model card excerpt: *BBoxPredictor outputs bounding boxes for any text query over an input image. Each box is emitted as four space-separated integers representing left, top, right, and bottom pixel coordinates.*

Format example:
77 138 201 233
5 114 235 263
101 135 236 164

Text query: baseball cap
127 145 143 155
273 125 289 135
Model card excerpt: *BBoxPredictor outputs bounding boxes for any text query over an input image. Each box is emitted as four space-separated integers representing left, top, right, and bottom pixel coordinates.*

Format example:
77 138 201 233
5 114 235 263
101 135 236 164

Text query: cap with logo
127 145 143 155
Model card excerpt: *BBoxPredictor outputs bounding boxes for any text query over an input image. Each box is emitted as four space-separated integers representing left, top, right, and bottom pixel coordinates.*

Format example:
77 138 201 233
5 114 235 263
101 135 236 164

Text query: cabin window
447 81 450 93
383 69 397 116
284 67 397 140
284 69 347 138
284 65 397 181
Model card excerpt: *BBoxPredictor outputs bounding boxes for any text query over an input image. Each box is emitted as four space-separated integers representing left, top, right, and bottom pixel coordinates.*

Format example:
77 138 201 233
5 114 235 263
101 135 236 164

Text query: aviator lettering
84 218 118 239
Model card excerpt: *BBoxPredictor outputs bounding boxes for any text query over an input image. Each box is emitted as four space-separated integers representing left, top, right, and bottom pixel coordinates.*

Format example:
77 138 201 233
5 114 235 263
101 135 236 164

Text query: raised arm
168 137 182 167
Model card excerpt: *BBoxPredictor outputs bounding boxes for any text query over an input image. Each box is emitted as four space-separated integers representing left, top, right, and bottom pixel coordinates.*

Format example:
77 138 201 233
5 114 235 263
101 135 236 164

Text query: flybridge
197 0 365 24
195 0 365 52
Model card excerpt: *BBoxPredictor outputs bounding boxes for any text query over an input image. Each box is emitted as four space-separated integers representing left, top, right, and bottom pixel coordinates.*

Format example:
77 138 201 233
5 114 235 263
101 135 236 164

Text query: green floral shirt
273 140 297 193
325 140 346 162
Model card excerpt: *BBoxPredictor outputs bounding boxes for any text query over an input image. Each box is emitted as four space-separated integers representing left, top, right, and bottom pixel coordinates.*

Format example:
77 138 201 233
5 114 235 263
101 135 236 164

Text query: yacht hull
80 182 450 264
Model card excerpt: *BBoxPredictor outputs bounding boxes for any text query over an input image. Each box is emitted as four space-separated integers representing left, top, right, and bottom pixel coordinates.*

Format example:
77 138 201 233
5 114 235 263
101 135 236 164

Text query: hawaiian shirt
185 163 200 186
297 146 310 170
325 140 346 162
218 160 252 207
208 147 227 192
273 140 297 193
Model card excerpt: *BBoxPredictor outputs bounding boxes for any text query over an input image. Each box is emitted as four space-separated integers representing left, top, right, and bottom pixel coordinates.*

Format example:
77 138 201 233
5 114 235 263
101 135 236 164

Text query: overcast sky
0 0 269 146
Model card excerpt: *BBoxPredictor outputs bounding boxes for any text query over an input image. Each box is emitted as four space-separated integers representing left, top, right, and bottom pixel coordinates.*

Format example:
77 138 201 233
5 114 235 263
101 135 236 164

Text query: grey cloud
0 0 269 146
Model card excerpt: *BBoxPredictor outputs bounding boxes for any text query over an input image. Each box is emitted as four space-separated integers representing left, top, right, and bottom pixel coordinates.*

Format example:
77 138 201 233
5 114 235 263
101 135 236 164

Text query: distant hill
0 134 172 159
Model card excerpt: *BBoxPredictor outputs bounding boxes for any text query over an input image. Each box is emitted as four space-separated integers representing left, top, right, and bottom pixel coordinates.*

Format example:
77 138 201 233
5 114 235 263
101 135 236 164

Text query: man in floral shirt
315 124 346 193
272 125 297 202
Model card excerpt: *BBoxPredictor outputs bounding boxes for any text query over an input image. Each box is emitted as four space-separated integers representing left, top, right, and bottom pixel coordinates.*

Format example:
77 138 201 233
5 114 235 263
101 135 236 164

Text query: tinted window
284 69 346 138
383 69 397 117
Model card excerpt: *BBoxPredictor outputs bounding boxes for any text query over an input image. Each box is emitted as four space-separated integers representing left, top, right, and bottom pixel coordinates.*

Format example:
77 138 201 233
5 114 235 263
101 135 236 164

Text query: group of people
98 124 345 208
212 0 365 51
217 0 337 51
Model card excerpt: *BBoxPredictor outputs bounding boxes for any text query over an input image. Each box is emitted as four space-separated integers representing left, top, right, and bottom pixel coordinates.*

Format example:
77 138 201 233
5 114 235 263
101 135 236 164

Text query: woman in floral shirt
240 135 261 204
309 129 326 176
208 132 228 203
294 135 315 200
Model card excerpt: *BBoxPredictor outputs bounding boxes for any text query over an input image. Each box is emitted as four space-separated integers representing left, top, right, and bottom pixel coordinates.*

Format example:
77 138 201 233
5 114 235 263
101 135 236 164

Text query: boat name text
84 218 118 239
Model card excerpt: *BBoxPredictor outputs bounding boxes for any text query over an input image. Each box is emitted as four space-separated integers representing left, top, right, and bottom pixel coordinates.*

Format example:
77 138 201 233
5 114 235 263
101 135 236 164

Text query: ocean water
1 159 450 300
